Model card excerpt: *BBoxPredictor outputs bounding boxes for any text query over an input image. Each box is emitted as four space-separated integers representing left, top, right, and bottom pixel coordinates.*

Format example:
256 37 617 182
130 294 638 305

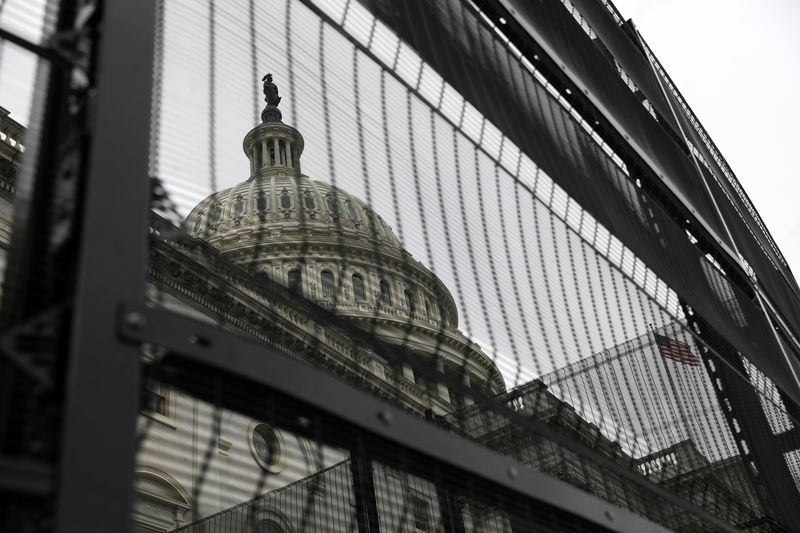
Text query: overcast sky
611 0 800 280
3 0 797 281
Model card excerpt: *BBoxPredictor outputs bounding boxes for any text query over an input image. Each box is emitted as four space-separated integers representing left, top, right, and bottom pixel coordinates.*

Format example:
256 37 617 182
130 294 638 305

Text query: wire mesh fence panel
134 371 355 532
132 0 800 531
1 0 798 529
136 368 661 533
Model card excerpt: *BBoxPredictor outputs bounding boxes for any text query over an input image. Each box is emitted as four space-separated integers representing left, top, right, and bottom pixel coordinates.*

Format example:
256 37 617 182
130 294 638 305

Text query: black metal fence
2 0 800 532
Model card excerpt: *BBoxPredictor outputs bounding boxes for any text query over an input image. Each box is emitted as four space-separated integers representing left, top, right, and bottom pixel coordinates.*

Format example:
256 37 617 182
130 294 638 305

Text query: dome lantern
243 74 304 177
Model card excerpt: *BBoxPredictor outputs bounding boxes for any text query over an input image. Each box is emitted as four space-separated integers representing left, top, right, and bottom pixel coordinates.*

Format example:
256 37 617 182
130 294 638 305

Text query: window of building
143 376 166 415
424 297 431 316
379 281 391 306
209 206 222 225
257 192 267 212
404 290 415 313
254 519 284 533
253 426 277 465
192 215 203 234
280 194 291 209
288 269 301 294
233 197 244 217
304 192 315 209
411 494 431 532
346 201 359 221
133 469 191 532
321 270 335 299
250 511 291 533
326 195 338 215
249 423 283 472
352 274 365 302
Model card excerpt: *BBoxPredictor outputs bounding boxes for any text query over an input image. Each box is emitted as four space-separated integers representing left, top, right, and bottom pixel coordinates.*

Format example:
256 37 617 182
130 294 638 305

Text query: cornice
149 241 451 416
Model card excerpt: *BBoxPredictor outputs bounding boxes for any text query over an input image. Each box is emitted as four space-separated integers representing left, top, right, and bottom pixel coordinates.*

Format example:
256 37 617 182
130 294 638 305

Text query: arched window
233 197 244 217
256 192 267 213
133 468 191 532
379 281 391 306
352 274 365 302
404 290 415 313
304 192 315 209
346 202 359 221
209 206 222 225
250 511 291 533
254 520 285 533
326 196 338 215
192 215 203 234
280 194 291 209
321 271 335 299
288 269 301 294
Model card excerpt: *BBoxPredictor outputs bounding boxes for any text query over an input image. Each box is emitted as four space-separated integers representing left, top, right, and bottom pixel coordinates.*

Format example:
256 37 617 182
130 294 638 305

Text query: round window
249 422 284 472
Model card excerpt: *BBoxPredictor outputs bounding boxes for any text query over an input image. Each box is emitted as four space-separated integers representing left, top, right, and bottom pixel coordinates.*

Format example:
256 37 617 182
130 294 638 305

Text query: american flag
654 333 699 366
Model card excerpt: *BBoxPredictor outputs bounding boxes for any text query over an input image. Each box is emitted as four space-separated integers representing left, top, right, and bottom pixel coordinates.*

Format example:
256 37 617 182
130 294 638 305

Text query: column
462 371 474 406
436 360 451 403
284 141 292 168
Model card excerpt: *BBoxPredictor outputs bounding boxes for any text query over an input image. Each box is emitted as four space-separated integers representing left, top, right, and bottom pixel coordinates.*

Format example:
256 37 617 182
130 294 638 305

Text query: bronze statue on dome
262 73 281 107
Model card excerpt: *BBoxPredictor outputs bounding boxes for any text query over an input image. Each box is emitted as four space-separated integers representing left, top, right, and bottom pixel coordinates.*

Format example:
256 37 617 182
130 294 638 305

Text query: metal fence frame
54 0 155 530
49 0 671 531
39 0 792 531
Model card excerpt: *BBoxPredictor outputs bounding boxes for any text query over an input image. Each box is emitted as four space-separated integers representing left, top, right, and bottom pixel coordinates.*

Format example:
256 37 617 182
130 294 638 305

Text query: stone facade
135 102 503 531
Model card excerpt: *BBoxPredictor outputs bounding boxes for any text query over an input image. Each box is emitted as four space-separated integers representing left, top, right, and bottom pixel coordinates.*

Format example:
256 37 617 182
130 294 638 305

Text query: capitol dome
183 78 505 396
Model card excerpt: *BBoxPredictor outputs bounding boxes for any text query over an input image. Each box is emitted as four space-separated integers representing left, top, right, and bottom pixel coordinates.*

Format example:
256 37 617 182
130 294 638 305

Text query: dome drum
222 251 460 329
243 122 304 175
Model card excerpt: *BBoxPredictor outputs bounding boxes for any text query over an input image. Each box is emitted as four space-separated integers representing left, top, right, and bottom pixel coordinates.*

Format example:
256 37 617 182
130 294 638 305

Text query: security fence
2 0 800 532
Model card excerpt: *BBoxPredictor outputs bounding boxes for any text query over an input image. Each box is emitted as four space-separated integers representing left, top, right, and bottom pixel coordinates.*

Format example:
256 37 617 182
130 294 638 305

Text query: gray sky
3 0 796 281
2 0 795 386
612 0 800 280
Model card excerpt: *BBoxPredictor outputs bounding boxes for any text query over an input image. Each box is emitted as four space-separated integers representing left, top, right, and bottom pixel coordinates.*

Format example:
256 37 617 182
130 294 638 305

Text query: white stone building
134 85 504 532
